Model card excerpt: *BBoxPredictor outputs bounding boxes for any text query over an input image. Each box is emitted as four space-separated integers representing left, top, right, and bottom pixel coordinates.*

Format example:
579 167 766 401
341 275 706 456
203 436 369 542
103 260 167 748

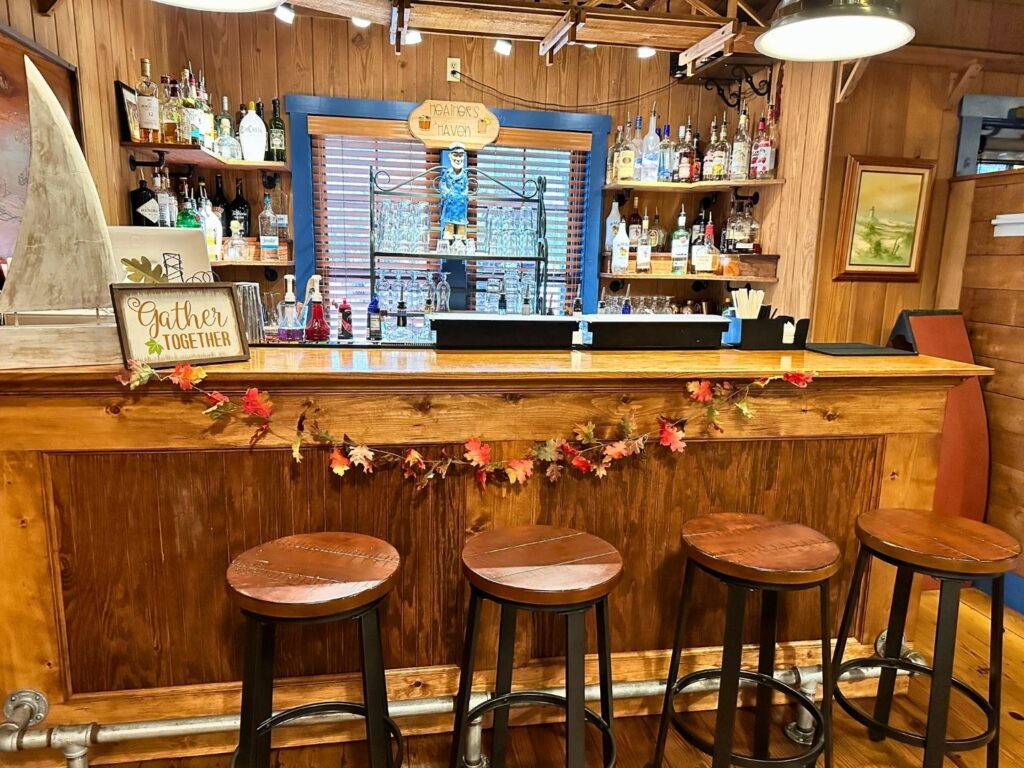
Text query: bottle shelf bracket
127 149 166 172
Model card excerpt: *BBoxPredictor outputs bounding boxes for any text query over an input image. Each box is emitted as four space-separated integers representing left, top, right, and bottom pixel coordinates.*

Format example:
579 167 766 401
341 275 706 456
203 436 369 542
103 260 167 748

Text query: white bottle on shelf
611 221 630 274
238 100 268 162
604 198 622 252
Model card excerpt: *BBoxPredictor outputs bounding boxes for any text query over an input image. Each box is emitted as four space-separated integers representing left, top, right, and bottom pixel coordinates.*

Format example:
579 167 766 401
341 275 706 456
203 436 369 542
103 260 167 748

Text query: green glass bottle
175 197 202 229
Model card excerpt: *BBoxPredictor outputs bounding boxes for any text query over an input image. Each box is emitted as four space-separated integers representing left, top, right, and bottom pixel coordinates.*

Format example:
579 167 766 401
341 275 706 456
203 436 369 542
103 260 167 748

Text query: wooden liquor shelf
603 178 784 193
600 271 778 284
121 141 290 173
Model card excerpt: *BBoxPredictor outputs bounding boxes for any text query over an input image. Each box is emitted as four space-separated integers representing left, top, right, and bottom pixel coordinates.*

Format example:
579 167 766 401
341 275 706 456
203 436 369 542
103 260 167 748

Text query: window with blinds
311 123 588 334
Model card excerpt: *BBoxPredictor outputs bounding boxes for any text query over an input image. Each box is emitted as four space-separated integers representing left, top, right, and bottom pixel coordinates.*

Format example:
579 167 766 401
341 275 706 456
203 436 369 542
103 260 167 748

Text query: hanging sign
408 100 500 150
110 283 250 367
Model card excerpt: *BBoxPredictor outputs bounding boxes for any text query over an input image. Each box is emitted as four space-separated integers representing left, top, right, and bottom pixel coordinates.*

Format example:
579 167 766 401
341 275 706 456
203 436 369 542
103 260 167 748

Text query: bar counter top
0 347 993 392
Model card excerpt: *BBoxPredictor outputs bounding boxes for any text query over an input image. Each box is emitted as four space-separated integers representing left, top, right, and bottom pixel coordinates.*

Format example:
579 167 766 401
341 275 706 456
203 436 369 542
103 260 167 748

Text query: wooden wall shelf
600 271 778 284
210 259 294 268
121 142 290 173
604 179 784 193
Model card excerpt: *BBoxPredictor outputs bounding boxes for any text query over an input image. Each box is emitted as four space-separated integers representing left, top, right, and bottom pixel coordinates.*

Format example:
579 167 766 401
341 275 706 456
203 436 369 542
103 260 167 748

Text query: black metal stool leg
490 604 518 768
713 584 747 768
596 597 615 766
989 576 1005 768
871 566 914 741
650 557 696 768
831 547 869 673
360 605 393 768
923 578 963 768
450 588 483 768
754 590 779 760
819 580 834 768
565 609 587 768
237 616 276 768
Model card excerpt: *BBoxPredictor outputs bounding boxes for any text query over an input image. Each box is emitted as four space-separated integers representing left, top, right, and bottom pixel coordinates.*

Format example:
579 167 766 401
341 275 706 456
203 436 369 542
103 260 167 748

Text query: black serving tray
431 315 578 349
587 316 729 350
731 317 810 350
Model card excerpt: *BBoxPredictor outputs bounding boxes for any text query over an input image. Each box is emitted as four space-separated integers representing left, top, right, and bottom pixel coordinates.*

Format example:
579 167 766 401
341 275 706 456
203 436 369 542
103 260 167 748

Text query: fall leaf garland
116 360 814 491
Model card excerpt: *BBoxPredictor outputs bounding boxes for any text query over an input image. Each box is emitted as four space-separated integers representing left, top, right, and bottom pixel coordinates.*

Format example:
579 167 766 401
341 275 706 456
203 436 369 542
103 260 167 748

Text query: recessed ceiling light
151 0 278 10
755 0 915 61
583 43 598 49
351 17 372 28
273 3 294 23
494 39 513 56
403 29 423 44
637 46 656 59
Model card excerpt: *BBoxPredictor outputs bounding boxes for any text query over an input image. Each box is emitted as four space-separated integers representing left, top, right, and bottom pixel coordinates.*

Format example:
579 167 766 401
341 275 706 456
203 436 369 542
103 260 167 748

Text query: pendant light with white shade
755 0 915 62
151 0 279 10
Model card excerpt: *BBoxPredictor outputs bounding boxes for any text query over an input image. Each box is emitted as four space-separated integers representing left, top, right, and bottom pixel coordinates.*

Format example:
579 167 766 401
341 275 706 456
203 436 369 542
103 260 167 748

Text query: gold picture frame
833 156 935 282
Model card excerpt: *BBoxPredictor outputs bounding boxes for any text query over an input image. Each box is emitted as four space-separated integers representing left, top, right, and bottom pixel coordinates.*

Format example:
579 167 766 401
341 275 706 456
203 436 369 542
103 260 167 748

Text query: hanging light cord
451 67 681 113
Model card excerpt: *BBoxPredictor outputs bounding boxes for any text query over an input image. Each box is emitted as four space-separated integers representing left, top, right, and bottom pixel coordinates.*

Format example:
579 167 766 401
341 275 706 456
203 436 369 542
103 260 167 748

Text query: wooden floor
382 588 1024 768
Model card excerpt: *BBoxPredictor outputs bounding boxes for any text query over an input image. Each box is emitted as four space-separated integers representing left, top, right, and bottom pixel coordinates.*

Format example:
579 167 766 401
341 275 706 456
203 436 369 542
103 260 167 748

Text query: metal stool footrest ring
467 691 616 768
834 657 996 751
231 700 405 768
667 669 825 768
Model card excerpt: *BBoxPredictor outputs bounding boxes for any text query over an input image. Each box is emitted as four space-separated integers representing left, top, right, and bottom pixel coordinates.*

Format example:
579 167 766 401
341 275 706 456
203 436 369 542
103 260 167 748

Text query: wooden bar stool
651 513 841 768
448 525 623 768
832 509 1021 768
227 532 404 768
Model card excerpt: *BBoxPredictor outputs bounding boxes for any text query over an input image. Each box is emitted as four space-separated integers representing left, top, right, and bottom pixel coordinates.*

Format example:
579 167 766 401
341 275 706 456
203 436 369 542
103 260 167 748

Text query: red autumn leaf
248 422 269 447
570 454 592 473
463 438 492 468
658 418 687 453
561 442 579 460
603 440 631 460
505 458 534 485
206 391 229 406
686 380 714 403
783 371 814 388
475 467 491 490
330 448 352 477
403 448 426 476
241 387 274 419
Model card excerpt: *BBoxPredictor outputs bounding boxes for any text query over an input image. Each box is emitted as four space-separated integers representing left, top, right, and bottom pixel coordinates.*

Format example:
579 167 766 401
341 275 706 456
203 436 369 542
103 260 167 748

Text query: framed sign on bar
110 283 250 367
408 100 500 150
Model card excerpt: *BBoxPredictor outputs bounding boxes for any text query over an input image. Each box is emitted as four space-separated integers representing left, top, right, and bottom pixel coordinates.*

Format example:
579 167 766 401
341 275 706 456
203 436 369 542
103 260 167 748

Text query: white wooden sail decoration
0 56 120 314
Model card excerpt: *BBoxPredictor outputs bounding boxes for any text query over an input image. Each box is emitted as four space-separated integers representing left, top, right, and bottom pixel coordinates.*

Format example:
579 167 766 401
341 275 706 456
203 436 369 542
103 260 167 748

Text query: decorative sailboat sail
0 56 120 314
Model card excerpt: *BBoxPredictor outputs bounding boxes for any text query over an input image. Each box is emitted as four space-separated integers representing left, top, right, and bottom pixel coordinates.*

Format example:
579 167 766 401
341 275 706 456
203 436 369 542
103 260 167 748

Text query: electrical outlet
447 58 461 82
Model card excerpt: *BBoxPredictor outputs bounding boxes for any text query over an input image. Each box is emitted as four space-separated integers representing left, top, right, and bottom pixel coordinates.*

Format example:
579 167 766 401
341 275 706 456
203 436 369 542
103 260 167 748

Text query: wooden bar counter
0 348 990 766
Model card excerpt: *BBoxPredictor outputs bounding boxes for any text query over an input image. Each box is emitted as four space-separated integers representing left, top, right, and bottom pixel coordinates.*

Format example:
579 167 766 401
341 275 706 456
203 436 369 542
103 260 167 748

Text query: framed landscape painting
834 156 934 282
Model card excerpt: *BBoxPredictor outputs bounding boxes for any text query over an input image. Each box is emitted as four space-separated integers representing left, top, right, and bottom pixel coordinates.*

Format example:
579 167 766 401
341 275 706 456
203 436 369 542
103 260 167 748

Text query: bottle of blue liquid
367 295 382 341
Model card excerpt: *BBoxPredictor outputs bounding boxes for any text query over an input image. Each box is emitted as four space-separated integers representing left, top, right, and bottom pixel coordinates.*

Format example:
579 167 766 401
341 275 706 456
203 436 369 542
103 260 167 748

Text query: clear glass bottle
636 220 652 273
202 200 222 260
135 58 160 142
225 219 247 260
258 194 279 258
606 124 622 185
640 105 660 182
650 207 667 251
160 80 183 145
729 110 752 181
658 122 674 182
702 118 717 181
670 204 689 274
631 113 643 180
711 114 729 181
617 115 635 182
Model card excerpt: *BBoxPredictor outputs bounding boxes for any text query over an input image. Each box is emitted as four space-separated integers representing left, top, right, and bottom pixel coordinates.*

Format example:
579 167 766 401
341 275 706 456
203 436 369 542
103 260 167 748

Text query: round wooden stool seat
462 525 623 606
227 532 401 620
857 508 1021 576
681 513 841 586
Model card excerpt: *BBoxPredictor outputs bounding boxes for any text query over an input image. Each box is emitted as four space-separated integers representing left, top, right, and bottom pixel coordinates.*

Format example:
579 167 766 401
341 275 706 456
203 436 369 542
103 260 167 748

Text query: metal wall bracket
127 150 166 173
4 689 49 726
702 64 772 109
261 172 280 190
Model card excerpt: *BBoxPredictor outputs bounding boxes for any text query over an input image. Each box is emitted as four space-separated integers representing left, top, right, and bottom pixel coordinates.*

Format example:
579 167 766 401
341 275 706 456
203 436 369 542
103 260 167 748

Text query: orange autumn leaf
603 440 631 460
330 448 352 477
686 379 714 403
463 438 492 468
404 448 426 470
170 363 207 391
505 458 534 485
241 387 274 419
658 418 687 453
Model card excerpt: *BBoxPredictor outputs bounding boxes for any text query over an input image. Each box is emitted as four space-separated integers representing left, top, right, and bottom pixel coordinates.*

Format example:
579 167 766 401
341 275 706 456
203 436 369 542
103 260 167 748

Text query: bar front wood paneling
0 349 989 766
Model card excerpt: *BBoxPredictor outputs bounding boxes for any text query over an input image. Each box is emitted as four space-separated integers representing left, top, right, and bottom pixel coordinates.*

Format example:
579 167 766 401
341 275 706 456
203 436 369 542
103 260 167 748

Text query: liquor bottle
690 132 703 182
366 296 383 341
729 110 752 181
130 173 160 226
238 100 268 162
627 196 642 245
689 205 706 266
640 105 660 182
153 171 170 227
658 123 674 182
338 296 354 340
179 68 196 144
175 192 202 229
224 177 250 236
702 118 717 180
236 103 247 136
713 113 730 180
214 105 243 161
604 197 622 252
636 220 652 273
611 221 630 274
195 177 209 207
198 73 215 150
752 108 778 179
606 124 622 185
135 59 160 143
210 173 228 232
650 207 667 250
692 214 719 274
267 98 286 162
202 199 222 259
631 113 643 181
617 116 635 182
160 79 183 144
217 96 233 136
670 204 689 274
258 193 279 257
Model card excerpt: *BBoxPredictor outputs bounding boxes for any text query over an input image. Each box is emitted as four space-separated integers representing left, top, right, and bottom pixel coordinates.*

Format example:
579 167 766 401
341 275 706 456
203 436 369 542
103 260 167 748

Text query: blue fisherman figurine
438 142 469 242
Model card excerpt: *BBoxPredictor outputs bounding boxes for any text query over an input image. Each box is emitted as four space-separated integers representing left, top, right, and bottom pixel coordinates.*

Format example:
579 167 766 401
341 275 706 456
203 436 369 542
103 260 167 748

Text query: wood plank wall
949 170 1024 573
809 0 1024 342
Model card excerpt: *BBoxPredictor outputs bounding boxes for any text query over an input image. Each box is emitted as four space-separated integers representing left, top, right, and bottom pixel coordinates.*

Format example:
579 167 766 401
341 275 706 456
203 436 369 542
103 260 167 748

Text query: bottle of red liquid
338 296 353 340
304 274 330 342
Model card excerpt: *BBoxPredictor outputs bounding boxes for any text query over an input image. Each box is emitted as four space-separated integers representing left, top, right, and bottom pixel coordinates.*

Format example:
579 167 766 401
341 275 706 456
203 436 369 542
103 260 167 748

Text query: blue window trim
284 95 611 311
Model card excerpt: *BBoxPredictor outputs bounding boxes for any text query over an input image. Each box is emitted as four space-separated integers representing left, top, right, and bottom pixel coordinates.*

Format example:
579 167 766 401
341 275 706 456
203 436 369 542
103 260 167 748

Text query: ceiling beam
835 58 868 104
34 0 65 15
736 0 765 26
945 60 984 110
